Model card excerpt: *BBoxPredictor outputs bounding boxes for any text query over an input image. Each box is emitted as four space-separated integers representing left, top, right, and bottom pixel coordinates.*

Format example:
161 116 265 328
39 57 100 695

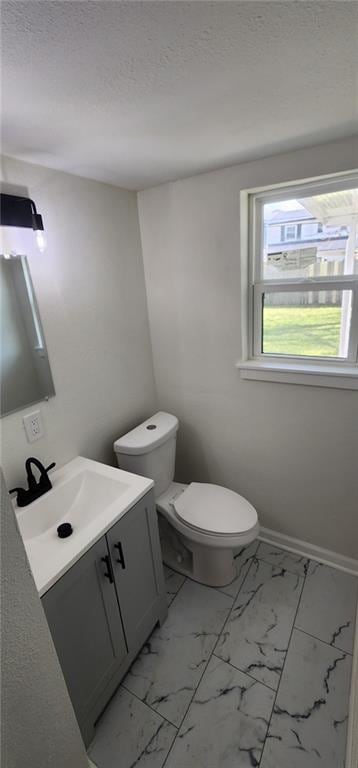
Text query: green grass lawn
263 305 341 357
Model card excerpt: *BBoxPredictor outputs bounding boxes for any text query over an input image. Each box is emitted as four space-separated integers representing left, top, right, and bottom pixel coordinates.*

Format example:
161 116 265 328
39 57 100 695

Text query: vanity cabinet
42 490 167 746
42 537 128 735
107 493 164 652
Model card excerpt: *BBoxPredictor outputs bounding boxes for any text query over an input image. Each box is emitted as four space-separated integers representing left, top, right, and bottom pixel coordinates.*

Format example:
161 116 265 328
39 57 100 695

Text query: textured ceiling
2 1 358 190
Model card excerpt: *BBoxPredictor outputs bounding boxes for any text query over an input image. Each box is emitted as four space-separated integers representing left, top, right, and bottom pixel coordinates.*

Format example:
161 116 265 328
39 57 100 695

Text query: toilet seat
173 482 257 536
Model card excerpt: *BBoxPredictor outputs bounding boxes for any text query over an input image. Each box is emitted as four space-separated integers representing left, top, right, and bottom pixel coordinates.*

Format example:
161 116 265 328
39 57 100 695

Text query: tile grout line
162 552 353 767
211 555 261 659
161 619 231 767
254 555 309 580
161 551 309 766
160 727 180 768
116 573 188 768
162 588 241 765
120 681 180 730
161 561 244 765
92 590 185 763
165 573 187 606
161 555 259 767
104 573 188 764
162 547 308 766
293 626 353 657
211 652 277 692
257 559 309 766
212 554 307 601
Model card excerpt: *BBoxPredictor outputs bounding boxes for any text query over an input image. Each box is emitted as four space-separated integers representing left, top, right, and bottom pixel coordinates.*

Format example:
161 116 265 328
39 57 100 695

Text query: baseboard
259 527 358 576
346 602 358 768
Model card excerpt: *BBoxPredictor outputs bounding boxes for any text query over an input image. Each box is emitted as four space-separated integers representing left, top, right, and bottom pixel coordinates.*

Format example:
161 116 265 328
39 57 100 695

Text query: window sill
236 359 358 390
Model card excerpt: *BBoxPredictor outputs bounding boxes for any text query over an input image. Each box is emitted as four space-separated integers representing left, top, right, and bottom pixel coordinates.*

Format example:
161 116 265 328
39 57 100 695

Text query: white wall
0 156 157 488
1 469 89 768
138 136 358 559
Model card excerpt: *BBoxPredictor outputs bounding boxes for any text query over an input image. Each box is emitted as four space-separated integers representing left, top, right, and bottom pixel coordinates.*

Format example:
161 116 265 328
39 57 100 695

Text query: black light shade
32 211 44 231
0 193 44 231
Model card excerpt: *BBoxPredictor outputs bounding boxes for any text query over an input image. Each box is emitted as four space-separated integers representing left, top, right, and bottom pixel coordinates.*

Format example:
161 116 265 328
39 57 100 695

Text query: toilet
114 412 259 587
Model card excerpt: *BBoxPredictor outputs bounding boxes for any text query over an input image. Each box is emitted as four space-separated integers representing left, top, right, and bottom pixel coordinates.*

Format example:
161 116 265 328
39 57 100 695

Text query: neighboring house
264 207 350 268
263 205 356 306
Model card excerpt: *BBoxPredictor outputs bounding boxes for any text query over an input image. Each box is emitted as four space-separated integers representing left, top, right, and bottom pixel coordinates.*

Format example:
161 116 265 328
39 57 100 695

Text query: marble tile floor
89 541 358 768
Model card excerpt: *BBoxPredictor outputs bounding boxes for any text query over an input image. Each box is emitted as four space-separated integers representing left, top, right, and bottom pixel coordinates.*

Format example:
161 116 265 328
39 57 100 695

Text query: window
284 224 297 241
238 172 358 389
280 224 298 242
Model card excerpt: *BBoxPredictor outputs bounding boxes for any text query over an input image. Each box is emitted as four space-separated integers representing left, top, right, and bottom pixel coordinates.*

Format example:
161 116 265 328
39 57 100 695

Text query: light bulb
36 230 47 253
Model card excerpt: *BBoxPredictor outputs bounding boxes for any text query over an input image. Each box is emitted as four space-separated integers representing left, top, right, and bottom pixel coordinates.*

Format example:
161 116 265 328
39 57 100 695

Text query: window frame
238 171 358 389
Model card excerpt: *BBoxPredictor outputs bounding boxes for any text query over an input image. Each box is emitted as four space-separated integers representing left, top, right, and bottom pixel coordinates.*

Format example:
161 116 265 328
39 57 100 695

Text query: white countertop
15 457 154 597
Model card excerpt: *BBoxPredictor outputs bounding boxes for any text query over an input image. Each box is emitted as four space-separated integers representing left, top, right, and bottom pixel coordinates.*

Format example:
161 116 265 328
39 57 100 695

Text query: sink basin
18 469 130 542
15 456 154 595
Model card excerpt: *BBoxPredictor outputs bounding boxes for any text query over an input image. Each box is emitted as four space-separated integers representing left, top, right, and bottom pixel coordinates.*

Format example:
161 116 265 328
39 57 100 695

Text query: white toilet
114 412 259 587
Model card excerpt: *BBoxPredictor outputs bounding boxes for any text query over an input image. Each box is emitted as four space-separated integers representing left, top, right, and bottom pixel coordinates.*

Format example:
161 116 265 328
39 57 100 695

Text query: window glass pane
263 188 358 280
262 290 352 358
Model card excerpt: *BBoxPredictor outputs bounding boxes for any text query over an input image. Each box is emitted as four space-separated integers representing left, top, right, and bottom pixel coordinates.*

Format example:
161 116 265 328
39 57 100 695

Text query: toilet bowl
156 481 259 586
114 412 259 587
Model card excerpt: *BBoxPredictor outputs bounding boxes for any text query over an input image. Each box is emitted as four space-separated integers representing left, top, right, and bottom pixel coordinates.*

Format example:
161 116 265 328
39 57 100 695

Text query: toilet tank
114 412 179 498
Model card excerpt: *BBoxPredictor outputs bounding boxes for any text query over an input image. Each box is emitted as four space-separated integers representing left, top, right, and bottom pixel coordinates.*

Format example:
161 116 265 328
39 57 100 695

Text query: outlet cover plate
23 410 45 443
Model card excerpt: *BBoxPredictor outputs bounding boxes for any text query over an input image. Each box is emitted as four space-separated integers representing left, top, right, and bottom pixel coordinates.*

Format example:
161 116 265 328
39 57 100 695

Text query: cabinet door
107 492 165 651
42 536 127 731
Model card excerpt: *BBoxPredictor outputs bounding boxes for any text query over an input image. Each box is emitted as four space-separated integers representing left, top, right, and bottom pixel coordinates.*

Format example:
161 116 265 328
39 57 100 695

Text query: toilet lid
173 482 257 535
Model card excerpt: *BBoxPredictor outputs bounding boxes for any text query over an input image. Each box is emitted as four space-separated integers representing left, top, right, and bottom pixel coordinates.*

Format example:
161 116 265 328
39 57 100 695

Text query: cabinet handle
114 542 126 569
101 555 114 583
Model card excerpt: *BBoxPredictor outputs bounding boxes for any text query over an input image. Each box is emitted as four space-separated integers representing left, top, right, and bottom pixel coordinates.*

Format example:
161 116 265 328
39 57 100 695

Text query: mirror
1 254 55 416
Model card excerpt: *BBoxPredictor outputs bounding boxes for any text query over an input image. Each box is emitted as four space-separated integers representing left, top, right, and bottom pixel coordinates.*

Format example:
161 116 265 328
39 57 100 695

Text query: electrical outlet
23 410 45 443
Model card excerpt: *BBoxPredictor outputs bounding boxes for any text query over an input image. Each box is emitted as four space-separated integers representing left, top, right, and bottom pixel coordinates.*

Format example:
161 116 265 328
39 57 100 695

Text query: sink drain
57 522 73 539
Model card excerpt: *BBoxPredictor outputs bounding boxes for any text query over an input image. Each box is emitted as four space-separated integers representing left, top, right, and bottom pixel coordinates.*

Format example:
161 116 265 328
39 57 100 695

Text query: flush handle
114 541 126 569
101 555 114 583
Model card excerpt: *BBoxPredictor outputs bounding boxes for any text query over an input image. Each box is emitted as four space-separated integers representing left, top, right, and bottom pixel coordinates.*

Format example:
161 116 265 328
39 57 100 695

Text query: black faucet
9 457 56 507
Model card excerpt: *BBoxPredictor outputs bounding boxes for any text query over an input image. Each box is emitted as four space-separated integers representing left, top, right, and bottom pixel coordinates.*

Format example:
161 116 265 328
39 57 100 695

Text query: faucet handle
9 487 28 506
45 462 56 473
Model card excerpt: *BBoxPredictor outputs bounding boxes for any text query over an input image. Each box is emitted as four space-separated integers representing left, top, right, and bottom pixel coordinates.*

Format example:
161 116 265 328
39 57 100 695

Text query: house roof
265 208 314 225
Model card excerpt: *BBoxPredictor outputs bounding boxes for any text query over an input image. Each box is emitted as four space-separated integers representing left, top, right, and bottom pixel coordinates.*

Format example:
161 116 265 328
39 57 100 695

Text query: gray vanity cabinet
42 490 167 747
42 536 128 741
107 492 164 652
